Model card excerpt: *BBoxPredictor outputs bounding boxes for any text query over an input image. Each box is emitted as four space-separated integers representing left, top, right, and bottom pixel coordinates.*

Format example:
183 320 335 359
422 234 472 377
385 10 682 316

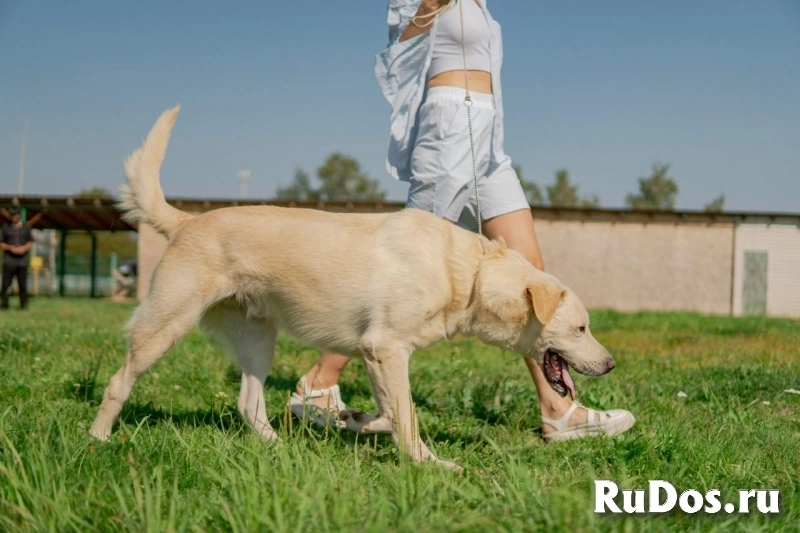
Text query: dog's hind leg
90 262 219 441
201 304 278 440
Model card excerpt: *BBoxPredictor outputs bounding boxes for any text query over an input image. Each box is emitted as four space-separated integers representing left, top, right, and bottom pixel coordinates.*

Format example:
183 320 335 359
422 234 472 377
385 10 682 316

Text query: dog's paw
431 457 463 472
89 421 112 441
254 426 280 441
342 411 391 434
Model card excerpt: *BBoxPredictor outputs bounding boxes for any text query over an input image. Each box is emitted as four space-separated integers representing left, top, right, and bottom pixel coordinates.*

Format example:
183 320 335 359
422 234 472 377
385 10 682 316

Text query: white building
732 217 800 317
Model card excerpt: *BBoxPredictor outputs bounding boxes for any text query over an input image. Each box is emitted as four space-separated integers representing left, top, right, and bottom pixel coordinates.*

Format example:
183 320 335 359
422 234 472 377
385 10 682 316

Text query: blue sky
2 1 799 212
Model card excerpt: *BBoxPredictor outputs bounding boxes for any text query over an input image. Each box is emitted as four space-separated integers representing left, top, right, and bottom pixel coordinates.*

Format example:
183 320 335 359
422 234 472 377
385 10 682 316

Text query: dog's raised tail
118 105 192 240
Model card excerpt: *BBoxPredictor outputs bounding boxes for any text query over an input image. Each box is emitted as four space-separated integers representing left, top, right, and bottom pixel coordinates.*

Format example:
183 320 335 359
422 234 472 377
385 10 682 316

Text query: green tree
704 194 725 213
513 164 543 206
546 169 598 208
276 169 319 201
276 153 386 202
580 194 600 209
78 186 114 198
316 153 385 201
625 162 679 210
547 169 578 207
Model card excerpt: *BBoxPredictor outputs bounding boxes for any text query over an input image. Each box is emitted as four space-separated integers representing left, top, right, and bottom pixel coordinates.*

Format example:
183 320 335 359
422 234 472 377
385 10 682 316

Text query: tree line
278 154 727 212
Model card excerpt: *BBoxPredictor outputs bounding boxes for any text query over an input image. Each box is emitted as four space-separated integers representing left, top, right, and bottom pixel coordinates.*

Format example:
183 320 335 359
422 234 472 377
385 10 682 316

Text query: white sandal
541 401 635 443
288 376 349 429
288 376 385 433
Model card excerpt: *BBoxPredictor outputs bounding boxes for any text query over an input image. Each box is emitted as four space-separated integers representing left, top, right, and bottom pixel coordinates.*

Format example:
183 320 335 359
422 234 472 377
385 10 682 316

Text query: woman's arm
398 0 452 42
10 242 32 255
27 211 45 227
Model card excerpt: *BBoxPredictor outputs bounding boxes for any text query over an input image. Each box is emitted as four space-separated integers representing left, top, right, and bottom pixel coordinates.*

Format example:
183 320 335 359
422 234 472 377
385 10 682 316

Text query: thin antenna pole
238 170 251 199
18 119 28 195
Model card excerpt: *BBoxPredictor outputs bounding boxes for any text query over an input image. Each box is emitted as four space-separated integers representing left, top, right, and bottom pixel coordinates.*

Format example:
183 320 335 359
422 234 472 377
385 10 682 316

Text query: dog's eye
579 326 586 333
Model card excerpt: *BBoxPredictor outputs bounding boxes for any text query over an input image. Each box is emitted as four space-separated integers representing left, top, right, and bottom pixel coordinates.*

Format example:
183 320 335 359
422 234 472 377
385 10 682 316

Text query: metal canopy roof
2 195 798 232
0 196 407 232
1 196 135 232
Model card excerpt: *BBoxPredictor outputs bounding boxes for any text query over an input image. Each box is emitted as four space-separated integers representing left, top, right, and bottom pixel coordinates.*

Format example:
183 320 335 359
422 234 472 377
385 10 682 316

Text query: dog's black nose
607 359 616 371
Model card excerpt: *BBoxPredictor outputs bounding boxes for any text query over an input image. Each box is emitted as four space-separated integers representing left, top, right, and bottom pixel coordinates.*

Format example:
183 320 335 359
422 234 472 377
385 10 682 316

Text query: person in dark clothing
118 260 138 278
112 259 138 300
1 207 34 309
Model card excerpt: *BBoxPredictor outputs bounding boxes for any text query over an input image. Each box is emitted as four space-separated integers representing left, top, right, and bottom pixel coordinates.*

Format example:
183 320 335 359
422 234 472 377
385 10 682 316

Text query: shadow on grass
117 402 248 434
265 373 301 393
64 360 102 404
106 398 494 457
68 361 538 449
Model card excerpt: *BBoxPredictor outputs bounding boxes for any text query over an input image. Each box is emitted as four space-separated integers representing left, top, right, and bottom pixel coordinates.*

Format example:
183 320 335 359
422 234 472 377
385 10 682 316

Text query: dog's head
473 241 615 399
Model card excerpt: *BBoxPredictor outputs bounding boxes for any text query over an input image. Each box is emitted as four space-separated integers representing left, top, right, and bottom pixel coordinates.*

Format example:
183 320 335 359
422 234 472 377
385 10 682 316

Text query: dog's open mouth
543 349 576 400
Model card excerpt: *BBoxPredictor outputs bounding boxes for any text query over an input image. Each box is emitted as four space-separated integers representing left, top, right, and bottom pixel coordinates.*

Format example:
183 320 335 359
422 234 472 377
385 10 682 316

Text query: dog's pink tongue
561 358 576 400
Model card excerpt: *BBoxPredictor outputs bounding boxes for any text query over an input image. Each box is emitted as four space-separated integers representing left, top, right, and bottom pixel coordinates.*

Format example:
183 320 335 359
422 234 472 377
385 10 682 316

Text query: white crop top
427 0 491 80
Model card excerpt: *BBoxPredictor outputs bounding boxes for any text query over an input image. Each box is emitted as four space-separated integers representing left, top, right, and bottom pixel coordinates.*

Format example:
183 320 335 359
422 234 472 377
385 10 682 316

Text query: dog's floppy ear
527 281 565 325
481 282 530 325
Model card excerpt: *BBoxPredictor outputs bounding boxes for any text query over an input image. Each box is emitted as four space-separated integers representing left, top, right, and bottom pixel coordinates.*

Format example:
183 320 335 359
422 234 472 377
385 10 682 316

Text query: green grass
1 298 798 532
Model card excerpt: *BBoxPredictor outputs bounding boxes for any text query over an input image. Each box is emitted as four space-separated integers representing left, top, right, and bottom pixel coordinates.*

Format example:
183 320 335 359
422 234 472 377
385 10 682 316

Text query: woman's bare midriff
427 70 492 93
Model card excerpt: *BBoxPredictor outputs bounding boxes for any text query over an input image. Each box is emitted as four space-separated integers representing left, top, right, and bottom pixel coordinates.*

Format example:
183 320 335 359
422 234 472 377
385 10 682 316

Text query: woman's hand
399 0 454 42
422 0 452 9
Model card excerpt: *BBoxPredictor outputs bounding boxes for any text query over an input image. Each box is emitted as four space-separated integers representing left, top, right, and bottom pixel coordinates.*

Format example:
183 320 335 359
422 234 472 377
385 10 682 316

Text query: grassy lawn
1 298 798 532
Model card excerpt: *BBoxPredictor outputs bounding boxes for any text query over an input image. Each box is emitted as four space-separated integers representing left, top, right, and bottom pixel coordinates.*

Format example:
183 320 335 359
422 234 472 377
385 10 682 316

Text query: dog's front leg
361 343 461 471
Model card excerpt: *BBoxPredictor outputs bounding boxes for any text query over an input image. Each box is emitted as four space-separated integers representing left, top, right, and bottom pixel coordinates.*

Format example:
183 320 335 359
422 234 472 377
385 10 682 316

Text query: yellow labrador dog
90 107 616 469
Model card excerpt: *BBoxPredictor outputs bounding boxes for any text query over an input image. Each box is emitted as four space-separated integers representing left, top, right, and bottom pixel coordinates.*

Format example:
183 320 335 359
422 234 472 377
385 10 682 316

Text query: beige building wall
535 219 735 314
137 213 736 314
732 222 800 318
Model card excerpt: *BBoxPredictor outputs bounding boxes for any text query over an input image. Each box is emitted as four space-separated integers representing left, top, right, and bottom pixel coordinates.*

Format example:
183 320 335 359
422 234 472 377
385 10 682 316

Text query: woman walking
290 0 635 442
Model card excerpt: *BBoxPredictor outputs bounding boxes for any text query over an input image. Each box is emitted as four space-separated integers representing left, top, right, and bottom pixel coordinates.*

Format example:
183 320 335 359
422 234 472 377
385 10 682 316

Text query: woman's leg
482 208 593 432
295 352 351 409
292 94 462 415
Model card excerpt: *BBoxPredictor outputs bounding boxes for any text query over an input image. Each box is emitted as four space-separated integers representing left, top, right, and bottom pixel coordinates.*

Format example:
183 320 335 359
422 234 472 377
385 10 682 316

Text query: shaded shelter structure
1 195 135 297
0 196 398 298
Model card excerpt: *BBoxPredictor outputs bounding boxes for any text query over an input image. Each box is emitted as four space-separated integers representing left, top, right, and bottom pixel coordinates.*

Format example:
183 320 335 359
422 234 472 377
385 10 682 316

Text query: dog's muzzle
543 349 576 400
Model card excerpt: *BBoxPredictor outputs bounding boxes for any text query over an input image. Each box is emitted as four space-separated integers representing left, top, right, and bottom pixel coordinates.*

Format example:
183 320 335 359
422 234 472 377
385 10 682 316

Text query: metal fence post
58 230 67 297
90 232 98 298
